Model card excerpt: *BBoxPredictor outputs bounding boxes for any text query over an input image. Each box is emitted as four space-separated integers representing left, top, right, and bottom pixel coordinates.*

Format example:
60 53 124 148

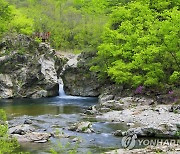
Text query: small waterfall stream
59 84 66 97
58 83 93 100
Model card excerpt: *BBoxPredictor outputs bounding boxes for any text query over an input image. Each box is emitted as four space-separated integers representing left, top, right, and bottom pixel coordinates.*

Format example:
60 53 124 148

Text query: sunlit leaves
91 0 180 88
169 71 180 84
9 8 34 35
0 0 13 36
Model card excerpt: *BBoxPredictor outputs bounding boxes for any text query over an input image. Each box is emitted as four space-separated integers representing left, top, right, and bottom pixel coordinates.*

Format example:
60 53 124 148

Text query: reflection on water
0 96 98 117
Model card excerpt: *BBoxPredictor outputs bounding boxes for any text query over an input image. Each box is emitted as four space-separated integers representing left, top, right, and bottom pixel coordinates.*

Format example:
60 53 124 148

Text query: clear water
0 85 130 154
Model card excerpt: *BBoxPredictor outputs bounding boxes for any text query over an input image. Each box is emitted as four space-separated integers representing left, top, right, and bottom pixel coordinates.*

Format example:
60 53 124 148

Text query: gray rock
69 121 94 133
24 119 33 125
9 124 35 135
51 131 70 138
85 110 96 115
31 90 48 99
127 123 135 127
99 100 124 111
85 105 98 115
119 97 155 108
99 107 111 113
12 132 51 143
124 124 179 138
38 55 58 84
99 94 114 103
113 130 123 136
61 52 101 97
72 137 82 143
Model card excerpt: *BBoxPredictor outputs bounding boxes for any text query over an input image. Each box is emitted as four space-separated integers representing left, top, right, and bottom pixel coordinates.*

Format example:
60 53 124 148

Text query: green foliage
9 8 34 35
4 0 133 50
91 0 180 88
169 71 180 84
34 37 42 44
175 130 180 137
0 0 34 38
6 0 109 50
0 109 19 154
0 0 13 36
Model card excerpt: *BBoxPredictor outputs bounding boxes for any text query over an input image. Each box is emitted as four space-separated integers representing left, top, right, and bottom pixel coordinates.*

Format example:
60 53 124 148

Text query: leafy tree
0 0 13 37
0 0 34 38
9 7 34 35
91 0 180 88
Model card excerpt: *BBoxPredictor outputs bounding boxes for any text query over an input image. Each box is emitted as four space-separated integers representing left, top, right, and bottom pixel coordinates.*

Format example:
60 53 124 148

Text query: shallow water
0 86 131 153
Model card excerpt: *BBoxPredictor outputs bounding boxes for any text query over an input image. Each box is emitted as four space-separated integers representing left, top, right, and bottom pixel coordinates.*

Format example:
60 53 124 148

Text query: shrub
0 109 19 154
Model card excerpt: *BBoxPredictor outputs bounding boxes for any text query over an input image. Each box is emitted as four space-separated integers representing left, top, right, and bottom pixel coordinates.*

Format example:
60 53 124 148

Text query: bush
0 109 19 154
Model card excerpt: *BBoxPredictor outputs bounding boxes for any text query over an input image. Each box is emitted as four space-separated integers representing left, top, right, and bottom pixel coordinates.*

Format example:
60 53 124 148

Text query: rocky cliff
0 34 65 99
61 51 101 97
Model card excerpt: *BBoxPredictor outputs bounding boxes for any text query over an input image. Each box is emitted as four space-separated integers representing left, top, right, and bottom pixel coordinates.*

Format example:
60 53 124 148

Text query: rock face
0 74 13 98
61 52 101 96
0 34 65 98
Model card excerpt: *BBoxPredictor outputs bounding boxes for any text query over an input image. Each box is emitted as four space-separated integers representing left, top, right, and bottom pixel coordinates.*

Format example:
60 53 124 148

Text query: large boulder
9 124 35 135
0 34 63 98
12 132 51 143
123 124 179 138
61 52 101 96
69 121 94 133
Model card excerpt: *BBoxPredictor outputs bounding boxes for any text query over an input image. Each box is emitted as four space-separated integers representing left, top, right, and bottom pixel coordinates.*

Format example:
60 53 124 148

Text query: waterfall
58 81 89 100
59 84 66 97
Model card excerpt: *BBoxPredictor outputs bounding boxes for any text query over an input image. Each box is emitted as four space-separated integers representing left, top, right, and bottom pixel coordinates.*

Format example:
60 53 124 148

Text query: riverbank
84 95 180 153
97 103 180 138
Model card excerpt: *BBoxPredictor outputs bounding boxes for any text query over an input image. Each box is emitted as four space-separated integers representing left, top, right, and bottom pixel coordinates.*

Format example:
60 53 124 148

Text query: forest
1 0 180 89
0 0 180 153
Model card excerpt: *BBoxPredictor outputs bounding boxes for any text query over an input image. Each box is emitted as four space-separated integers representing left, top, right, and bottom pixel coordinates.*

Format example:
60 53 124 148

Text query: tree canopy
6 0 110 50
0 0 13 36
91 0 180 88
0 0 34 38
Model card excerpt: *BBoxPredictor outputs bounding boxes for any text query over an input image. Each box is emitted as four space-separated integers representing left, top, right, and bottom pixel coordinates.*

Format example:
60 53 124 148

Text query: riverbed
0 86 131 154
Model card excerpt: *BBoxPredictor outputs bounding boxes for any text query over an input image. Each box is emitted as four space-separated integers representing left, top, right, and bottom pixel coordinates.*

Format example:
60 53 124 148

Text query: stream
0 85 132 154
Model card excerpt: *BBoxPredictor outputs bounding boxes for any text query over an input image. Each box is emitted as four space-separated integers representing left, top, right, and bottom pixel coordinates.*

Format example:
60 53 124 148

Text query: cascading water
59 84 66 97
58 81 92 100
